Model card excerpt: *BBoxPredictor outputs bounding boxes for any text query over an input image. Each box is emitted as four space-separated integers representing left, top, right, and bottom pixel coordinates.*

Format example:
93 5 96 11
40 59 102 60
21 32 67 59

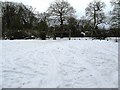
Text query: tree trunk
60 14 63 38
69 29 71 40
92 7 97 37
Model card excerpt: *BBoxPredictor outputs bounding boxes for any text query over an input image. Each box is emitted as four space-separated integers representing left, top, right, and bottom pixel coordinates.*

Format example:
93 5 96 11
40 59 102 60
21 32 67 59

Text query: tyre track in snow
2 40 118 88
3 42 49 88
40 45 60 88
50 41 112 88
70 52 110 87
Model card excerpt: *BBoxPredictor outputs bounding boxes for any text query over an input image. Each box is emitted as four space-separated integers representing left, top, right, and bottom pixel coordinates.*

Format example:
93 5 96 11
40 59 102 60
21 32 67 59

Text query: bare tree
47 0 75 38
85 0 106 36
110 0 120 29
36 12 49 22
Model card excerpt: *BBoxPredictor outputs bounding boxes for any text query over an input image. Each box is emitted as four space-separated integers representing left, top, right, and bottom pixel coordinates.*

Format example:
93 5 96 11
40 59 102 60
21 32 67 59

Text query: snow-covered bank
1 40 118 88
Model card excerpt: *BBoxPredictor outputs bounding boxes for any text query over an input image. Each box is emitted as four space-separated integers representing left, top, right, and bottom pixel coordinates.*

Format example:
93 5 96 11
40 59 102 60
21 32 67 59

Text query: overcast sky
1 0 112 18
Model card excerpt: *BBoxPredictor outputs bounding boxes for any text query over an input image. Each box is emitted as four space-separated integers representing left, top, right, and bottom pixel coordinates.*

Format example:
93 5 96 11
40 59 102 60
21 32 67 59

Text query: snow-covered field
0 41 2 89
1 39 118 88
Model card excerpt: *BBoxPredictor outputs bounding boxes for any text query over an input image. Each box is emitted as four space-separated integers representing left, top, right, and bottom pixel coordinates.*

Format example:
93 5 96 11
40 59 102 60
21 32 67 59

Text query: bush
9 30 27 39
39 32 46 40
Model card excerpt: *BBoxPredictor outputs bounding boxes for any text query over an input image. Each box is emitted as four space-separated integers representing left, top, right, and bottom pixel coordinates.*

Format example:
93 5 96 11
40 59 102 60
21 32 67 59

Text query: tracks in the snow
2 40 118 88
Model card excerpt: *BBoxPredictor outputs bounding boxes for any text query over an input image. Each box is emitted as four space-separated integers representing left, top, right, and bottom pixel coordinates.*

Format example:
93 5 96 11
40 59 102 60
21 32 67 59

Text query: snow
0 40 2 89
1 39 118 88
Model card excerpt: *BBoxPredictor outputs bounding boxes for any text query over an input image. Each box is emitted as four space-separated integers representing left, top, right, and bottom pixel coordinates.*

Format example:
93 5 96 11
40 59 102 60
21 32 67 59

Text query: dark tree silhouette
85 0 106 36
110 0 120 37
110 0 120 29
1 1 37 39
47 0 75 38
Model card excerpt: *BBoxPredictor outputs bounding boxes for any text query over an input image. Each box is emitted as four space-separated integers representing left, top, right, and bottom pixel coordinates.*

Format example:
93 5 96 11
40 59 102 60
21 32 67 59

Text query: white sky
1 0 112 18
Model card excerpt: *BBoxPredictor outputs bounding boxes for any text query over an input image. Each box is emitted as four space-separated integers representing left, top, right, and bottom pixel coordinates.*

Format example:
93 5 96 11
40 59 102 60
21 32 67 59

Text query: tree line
0 0 120 40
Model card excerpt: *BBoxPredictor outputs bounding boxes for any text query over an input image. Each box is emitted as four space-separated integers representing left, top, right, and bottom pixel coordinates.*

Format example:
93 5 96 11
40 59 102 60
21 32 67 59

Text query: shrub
39 32 46 40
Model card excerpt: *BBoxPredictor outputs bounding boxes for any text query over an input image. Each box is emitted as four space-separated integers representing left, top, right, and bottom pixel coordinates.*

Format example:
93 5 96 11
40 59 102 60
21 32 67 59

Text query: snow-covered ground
0 40 2 89
1 39 118 88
